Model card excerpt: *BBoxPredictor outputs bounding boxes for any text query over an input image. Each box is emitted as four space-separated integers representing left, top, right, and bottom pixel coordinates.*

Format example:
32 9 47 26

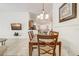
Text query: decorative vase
14 32 19 36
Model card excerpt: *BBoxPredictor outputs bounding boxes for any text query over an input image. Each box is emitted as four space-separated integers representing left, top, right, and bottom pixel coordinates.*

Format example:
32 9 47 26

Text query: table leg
29 43 32 56
59 42 61 56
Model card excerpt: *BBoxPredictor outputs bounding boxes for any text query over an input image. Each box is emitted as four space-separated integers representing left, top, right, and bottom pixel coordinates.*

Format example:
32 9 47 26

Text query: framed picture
29 20 36 30
59 3 77 22
11 23 22 30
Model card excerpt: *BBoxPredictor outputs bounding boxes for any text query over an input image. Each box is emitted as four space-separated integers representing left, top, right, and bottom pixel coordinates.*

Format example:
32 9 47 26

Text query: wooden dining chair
28 31 37 51
37 34 58 56
28 31 34 41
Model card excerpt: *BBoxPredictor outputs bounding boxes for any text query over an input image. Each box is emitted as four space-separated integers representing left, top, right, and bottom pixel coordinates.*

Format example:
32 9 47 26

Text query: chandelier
37 3 49 20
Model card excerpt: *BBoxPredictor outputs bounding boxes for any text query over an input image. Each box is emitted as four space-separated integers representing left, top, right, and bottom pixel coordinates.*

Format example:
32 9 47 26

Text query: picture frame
29 20 36 30
11 23 22 30
59 3 77 22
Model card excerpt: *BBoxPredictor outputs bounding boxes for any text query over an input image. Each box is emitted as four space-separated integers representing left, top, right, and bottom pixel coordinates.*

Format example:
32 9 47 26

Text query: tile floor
2 39 69 56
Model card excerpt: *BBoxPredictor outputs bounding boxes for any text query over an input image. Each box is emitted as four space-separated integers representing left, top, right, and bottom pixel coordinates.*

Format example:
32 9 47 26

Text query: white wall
53 3 79 55
0 12 30 55
0 12 29 38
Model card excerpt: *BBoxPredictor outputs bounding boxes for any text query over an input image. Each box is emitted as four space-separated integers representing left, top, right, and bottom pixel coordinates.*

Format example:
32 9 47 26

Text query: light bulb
40 13 44 20
37 15 40 19
45 14 49 19
40 16 43 20
40 13 43 17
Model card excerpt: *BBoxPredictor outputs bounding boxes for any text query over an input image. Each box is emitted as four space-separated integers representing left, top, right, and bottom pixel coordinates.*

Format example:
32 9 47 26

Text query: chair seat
30 37 37 42
30 37 55 43
30 37 55 49
30 37 37 48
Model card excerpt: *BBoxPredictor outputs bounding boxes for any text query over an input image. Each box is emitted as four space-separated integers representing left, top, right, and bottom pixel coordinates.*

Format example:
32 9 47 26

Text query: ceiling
0 3 53 13
0 3 53 25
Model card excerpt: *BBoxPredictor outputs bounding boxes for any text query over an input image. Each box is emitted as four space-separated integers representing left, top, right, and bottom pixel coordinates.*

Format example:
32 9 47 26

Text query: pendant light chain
37 3 49 20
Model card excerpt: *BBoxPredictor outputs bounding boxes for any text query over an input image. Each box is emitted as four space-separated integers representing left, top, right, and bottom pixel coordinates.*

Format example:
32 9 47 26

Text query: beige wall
52 3 79 55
